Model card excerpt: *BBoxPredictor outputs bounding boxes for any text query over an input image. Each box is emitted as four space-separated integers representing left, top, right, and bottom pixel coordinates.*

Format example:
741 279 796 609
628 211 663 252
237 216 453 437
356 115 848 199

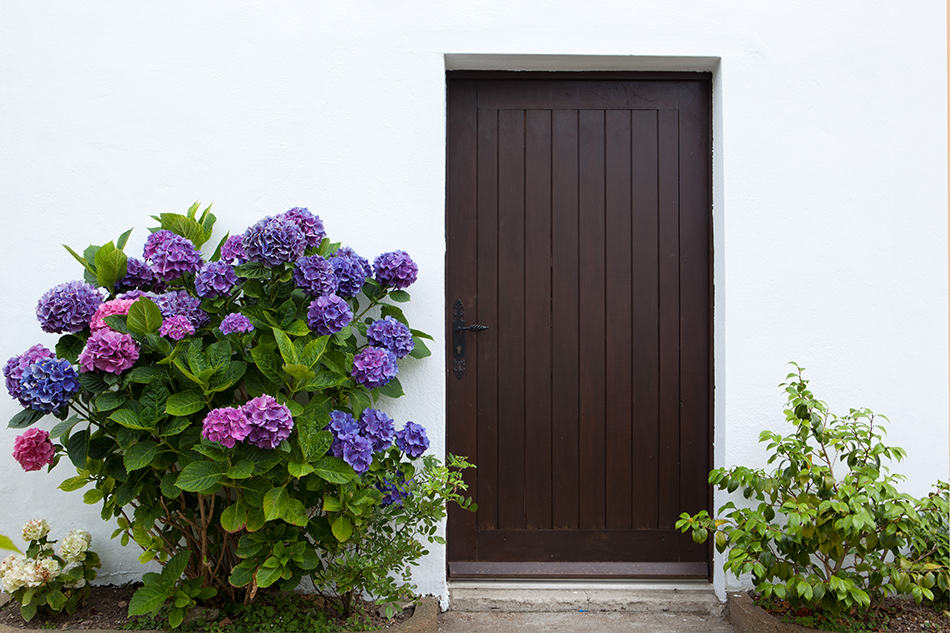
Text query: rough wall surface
0 0 946 604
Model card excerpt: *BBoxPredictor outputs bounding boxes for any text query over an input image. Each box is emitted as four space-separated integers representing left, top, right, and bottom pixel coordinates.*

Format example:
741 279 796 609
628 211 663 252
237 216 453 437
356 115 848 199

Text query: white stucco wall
0 0 947 604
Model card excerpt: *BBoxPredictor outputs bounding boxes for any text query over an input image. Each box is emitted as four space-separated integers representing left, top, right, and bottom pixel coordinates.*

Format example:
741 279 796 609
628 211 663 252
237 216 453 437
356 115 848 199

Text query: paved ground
439 611 736 632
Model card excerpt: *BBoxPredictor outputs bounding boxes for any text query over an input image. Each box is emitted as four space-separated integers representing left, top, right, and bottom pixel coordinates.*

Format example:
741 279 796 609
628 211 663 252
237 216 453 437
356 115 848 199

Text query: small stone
183 606 220 625
117 600 127 608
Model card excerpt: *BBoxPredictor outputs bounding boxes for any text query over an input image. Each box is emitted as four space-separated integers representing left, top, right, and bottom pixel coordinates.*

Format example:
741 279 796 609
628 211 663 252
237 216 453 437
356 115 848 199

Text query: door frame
444 70 715 580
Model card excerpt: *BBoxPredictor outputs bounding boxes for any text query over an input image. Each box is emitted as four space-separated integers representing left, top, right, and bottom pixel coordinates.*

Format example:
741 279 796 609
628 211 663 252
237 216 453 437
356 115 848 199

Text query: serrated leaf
96 246 128 290
288 461 314 478
233 263 270 279
8 408 45 429
281 498 308 527
127 298 164 335
55 335 85 364
313 456 356 484
109 409 152 430
228 562 255 588
255 564 282 588
250 346 284 386
124 441 159 472
49 416 79 439
263 486 290 522
220 503 248 533
300 336 329 368
95 391 126 412
65 430 89 468
272 328 298 364
165 391 205 416
226 460 254 479
175 461 224 492
282 363 315 382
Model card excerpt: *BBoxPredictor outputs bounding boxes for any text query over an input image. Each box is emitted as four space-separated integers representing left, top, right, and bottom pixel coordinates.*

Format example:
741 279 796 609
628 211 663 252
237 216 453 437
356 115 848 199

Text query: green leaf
276 299 296 328
300 336 329 368
65 429 89 468
110 409 152 430
175 461 224 492
77 372 108 394
377 377 404 398
155 212 206 247
165 391 205 416
49 416 79 439
313 456 356 484
168 607 184 629
281 498 309 527
282 363 315 382
62 244 95 274
128 580 172 616
389 290 411 302
20 602 37 622
409 338 431 359
0 534 21 553
103 314 130 333
250 346 284 386
255 564 282 588
228 562 255 588
55 335 85 364
234 263 270 279
323 496 342 512
124 441 159 472
58 476 88 492
158 416 191 437
226 460 255 479
284 320 311 336
140 382 170 424
220 503 248 533
47 589 67 611
206 361 246 394
95 243 128 289
83 488 104 504
288 461 314 478
127 298 164 335
95 391 126 412
116 228 133 250
331 516 353 542
272 328 298 364
8 408 45 429
263 486 290 522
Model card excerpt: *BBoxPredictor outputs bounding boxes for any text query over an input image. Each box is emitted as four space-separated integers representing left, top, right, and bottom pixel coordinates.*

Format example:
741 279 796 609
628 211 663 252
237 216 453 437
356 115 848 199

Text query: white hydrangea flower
58 529 92 563
1 556 31 593
21 519 50 542
0 553 21 577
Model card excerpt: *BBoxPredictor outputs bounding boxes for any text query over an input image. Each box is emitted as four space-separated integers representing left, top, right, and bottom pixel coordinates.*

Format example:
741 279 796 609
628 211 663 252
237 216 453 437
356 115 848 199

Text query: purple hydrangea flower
342 434 373 474
18 357 80 412
12 428 56 472
159 315 195 340
143 230 203 281
281 208 326 250
306 295 352 335
4 345 53 404
201 407 251 448
219 235 247 264
195 261 238 298
327 410 359 458
219 313 254 335
116 258 156 291
329 246 372 297
78 329 140 375
359 408 395 452
154 290 209 327
367 316 414 359
378 475 412 506
36 281 103 333
116 289 157 302
395 421 429 458
242 216 306 266
292 255 338 297
242 395 294 449
373 250 418 290
351 347 398 389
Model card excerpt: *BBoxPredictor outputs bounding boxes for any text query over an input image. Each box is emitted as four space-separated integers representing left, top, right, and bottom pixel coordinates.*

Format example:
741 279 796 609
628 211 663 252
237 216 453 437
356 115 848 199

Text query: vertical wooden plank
475 107 499 532
656 109 681 529
524 109 553 529
631 109 660 529
446 80 478 560
604 109 633 529
551 109 580 529
578 109 606 530
497 109 526 530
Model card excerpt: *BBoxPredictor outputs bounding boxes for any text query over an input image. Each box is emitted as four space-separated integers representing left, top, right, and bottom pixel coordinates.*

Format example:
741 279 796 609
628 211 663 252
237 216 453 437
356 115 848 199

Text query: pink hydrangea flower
201 407 251 448
88 299 136 331
78 329 139 374
12 428 55 472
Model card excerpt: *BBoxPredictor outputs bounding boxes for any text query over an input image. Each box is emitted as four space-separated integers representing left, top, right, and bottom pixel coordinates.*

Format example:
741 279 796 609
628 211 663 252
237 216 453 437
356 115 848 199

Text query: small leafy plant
901 480 950 605
676 363 940 616
0 519 100 621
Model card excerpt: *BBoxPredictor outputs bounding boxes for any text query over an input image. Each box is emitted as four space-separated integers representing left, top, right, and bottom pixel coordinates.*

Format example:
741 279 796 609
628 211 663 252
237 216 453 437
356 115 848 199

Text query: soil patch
751 592 950 632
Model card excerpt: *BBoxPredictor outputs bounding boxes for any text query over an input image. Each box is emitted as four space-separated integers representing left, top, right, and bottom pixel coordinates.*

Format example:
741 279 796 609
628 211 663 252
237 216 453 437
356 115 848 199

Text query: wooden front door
446 72 712 578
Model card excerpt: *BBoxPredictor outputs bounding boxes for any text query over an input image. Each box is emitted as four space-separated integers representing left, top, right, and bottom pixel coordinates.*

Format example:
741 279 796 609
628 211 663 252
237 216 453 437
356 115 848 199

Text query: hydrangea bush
5 203 474 626
0 520 100 621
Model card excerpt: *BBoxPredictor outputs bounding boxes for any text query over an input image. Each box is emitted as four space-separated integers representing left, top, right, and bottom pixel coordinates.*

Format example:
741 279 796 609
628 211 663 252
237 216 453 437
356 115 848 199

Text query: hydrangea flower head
21 519 50 542
395 421 429 458
116 257 156 292
281 207 326 250
329 246 372 297
373 250 418 290
89 298 136 332
219 312 254 335
36 281 103 333
293 255 338 297
18 357 80 411
367 316 414 359
242 216 306 266
219 234 247 264
327 410 359 458
306 295 352 335
59 530 91 563
195 261 238 298
143 230 203 281
242 395 294 449
159 315 194 340
359 408 395 451
4 345 53 404
12 429 55 472
201 407 251 448
378 475 412 506
154 290 208 327
342 434 373 474
351 347 398 389
78 330 139 375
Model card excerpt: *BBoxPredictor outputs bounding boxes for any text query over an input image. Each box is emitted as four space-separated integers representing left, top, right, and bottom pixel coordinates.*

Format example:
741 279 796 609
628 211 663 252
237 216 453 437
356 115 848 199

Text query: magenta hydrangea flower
36 281 103 333
241 395 294 449
395 421 429 458
194 261 238 298
360 408 396 452
292 255 338 297
115 258 156 291
219 313 254 335
143 230 203 281
89 299 136 332
159 315 195 340
330 246 372 297
242 216 306 266
154 290 208 327
18 357 80 412
351 347 398 389
306 295 352 335
78 329 140 374
201 407 251 448
12 428 55 472
342 435 373 474
219 235 247 264
367 316 414 359
281 208 326 250
4 345 53 404
373 250 418 290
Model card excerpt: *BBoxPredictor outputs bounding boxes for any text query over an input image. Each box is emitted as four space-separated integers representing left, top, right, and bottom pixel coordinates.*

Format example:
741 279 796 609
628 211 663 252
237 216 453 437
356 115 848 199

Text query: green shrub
901 480 949 605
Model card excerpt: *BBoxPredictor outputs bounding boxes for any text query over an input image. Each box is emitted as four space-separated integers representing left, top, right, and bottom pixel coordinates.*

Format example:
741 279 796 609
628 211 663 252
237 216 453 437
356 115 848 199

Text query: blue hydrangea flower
374 250 418 290
4 345 53 405
115 257 156 291
219 313 254 335
292 255 338 297
378 475 413 506
366 316 414 359
329 246 371 297
351 347 398 389
36 281 103 333
306 295 352 335
327 410 359 458
154 290 208 327
18 357 80 412
359 408 395 451
281 208 326 250
194 261 238 298
342 434 373 474
242 216 306 266
395 421 429 458
144 230 203 281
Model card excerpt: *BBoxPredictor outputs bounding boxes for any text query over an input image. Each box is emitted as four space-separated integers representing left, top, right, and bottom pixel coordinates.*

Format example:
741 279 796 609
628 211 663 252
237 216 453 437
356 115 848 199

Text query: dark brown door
446 73 712 578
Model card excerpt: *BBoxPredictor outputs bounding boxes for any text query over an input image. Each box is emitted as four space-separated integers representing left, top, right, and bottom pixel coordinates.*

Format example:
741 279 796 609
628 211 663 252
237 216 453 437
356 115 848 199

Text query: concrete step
448 583 724 616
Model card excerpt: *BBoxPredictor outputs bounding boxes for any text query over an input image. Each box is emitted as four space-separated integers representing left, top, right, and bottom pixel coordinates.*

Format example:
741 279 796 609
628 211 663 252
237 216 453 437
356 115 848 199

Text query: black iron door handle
452 299 488 379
